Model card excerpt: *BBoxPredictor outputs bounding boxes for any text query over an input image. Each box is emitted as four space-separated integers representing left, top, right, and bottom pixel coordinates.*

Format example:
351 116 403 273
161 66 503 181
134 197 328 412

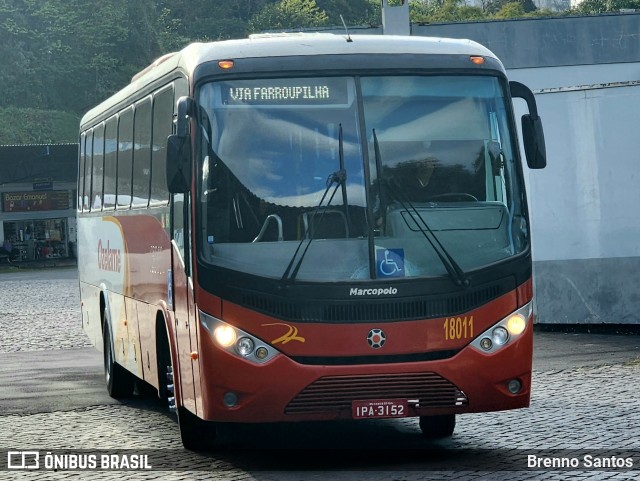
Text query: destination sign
219 78 350 106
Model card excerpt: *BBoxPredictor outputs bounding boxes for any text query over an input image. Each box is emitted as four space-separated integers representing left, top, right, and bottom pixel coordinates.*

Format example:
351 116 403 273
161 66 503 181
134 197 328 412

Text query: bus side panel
119 295 143 378
139 306 160 391
79 281 103 350
114 213 172 390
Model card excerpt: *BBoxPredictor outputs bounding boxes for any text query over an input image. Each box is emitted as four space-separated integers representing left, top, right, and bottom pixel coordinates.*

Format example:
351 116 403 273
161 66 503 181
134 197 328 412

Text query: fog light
492 326 509 346
223 391 238 407
507 314 526 336
255 347 269 360
507 379 522 394
214 325 236 347
235 337 255 357
480 337 492 350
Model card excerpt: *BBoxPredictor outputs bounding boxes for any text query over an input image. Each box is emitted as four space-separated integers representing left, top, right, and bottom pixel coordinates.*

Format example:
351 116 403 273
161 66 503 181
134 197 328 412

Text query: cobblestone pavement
0 268 89 352
1 269 639 480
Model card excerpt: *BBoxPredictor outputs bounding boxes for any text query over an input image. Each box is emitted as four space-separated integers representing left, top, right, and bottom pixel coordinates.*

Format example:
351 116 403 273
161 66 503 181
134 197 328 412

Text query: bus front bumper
196 327 533 423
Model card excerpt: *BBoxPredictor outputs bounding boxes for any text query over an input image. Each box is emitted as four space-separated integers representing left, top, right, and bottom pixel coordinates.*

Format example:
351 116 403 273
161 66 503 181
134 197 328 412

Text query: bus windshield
198 75 527 282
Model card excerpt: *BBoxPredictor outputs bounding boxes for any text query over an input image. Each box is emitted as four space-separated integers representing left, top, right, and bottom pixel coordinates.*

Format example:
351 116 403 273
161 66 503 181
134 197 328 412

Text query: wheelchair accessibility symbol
376 248 405 278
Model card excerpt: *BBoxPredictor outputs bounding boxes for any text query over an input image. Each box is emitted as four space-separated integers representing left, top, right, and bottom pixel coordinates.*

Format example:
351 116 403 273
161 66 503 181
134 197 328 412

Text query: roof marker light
470 56 485 65
218 60 235 70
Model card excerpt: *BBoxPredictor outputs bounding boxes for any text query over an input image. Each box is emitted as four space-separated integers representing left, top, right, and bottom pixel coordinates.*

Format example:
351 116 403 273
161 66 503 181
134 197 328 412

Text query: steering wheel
427 193 478 202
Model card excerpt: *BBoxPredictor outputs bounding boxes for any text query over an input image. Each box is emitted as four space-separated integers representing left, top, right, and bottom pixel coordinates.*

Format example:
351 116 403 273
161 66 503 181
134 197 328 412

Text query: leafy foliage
0 107 79 144
572 0 640 13
249 0 329 32
0 0 634 144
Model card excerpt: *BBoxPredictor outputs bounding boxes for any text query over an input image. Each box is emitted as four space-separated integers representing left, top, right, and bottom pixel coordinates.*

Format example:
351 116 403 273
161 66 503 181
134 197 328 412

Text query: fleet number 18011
443 316 474 341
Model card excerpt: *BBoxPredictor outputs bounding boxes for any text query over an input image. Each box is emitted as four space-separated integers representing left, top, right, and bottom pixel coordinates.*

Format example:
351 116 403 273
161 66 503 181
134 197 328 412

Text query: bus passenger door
170 193 197 413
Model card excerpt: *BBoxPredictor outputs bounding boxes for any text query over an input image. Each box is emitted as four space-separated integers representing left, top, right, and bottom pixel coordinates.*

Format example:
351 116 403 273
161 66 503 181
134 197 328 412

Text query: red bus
77 33 546 450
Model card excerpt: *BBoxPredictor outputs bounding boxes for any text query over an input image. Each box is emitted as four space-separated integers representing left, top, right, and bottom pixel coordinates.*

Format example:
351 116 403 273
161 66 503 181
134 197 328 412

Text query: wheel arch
155 306 183 406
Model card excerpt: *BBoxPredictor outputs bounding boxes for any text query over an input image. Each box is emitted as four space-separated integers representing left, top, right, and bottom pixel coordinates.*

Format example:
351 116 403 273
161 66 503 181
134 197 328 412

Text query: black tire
419 414 456 439
102 316 134 398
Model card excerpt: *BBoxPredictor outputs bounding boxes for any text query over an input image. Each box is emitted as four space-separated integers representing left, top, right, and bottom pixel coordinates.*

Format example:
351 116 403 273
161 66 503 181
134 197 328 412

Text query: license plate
352 399 408 419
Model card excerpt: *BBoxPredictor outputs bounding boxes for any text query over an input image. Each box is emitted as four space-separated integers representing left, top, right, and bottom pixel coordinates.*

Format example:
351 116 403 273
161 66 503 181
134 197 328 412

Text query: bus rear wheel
419 414 456 438
102 319 134 398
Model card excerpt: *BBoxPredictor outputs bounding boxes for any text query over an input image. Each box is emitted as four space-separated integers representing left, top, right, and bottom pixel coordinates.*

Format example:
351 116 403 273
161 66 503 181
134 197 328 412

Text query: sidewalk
0 257 77 272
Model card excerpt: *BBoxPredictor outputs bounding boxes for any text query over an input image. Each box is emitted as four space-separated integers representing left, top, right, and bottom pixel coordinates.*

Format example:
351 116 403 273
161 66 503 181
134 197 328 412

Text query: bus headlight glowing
236 337 255 357
200 311 280 364
469 301 532 354
214 325 237 347
506 314 526 336
492 327 509 346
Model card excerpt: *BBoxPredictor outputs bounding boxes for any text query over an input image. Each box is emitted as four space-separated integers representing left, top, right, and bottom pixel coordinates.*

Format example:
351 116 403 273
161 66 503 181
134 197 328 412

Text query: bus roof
81 33 500 127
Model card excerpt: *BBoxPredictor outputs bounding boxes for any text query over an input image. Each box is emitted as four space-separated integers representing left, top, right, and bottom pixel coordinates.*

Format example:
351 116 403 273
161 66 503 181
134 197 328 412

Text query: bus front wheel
419 414 456 438
102 319 134 398
157 331 217 451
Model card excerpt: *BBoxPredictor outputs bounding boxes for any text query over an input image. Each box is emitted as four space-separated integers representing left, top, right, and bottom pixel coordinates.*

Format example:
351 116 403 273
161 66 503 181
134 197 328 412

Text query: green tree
412 0 485 23
315 0 379 25
155 0 248 49
483 0 536 14
249 0 330 32
572 0 640 14
492 1 525 18
0 107 79 143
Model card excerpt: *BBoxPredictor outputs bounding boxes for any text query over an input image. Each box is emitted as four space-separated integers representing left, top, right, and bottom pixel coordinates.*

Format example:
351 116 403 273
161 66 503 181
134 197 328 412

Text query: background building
329 10 640 324
0 144 78 261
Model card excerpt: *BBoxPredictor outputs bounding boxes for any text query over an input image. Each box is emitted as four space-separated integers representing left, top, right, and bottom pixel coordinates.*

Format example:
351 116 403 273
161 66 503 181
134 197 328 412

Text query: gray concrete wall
412 13 640 68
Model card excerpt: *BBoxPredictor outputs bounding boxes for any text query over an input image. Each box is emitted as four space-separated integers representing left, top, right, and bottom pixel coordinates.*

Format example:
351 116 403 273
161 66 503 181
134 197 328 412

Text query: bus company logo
98 239 122 273
367 329 386 349
349 287 398 297
8 451 39 469
261 323 305 345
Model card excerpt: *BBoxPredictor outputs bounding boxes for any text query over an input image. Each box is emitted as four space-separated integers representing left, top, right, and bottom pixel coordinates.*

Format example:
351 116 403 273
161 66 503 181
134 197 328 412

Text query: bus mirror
175 96 194 136
166 134 192 193
521 114 546 169
510 81 547 170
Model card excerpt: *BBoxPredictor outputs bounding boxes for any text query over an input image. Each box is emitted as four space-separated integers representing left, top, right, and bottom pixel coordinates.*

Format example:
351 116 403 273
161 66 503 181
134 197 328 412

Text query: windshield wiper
372 129 469 287
337 124 352 229
280 125 350 285
280 169 346 285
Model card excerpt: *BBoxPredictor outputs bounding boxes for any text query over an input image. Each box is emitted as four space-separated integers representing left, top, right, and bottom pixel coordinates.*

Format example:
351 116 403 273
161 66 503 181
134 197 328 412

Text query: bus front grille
285 372 468 415
240 278 512 323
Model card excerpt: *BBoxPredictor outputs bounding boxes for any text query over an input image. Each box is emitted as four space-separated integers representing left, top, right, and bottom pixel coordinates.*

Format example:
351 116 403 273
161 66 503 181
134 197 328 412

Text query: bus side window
117 107 134 208
83 130 93 212
103 116 118 210
132 96 152 208
78 132 86 211
151 85 173 205
91 123 105 211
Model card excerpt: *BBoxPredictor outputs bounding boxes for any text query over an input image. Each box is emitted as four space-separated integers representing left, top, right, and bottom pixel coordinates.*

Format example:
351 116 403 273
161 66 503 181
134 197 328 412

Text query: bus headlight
214 325 236 347
236 337 255 357
470 301 532 354
492 327 509 346
200 311 280 364
506 314 526 336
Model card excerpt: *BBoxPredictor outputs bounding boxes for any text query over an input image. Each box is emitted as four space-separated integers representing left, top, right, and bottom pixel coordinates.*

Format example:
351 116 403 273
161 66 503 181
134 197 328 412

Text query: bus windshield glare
198 75 527 282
